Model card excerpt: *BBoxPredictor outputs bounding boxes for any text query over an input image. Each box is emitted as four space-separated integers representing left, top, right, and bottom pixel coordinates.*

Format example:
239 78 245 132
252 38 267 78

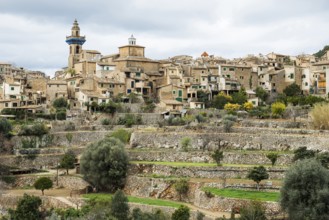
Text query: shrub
174 179 189 201
212 92 232 109
211 149 224 166
180 137 191 152
197 211 205 220
117 114 142 128
109 129 131 144
311 103 329 130
266 152 279 166
53 97 68 109
101 118 111 125
64 122 75 131
271 102 286 117
19 123 49 136
9 194 42 220
171 205 190 220
195 114 206 123
141 103 156 113
111 190 129 220
222 114 237 133
224 103 241 112
293 147 316 162
243 102 253 111
240 201 267 220
0 118 12 137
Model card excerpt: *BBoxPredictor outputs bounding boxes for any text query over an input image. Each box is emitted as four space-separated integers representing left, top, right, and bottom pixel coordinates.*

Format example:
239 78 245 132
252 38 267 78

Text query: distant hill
314 45 329 58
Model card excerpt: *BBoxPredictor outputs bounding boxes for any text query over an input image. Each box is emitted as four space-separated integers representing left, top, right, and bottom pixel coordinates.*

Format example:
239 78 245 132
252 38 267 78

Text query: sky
1 0 329 76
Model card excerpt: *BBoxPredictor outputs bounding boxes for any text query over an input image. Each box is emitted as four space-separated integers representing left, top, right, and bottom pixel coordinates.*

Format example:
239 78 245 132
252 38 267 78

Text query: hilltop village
1 20 329 220
1 19 329 114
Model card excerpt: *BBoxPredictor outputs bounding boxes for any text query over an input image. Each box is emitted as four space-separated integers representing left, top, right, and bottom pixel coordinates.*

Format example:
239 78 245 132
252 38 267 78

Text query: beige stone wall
235 67 252 90
119 46 145 57
46 83 67 104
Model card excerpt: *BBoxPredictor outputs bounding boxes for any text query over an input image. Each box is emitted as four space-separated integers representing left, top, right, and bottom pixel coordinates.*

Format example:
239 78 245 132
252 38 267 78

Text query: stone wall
129 164 286 179
128 150 293 166
193 188 282 215
0 194 73 210
124 176 282 218
13 175 89 190
11 130 110 149
130 130 329 151
129 203 215 220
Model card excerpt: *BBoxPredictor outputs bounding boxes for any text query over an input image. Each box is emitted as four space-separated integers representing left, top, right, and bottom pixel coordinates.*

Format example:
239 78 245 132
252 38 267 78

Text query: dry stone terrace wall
193 189 282 215
129 164 286 179
0 194 73 210
128 150 293 166
13 175 89 190
10 130 110 149
130 130 329 151
129 203 216 220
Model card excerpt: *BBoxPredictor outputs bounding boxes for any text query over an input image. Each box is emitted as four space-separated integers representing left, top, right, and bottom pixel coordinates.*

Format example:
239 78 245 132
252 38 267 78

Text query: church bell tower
66 19 86 69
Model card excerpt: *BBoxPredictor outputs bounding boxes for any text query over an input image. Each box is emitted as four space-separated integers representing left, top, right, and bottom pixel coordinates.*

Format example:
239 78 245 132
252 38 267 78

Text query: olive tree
246 166 269 191
281 159 329 220
34 177 53 195
60 150 76 174
80 137 129 192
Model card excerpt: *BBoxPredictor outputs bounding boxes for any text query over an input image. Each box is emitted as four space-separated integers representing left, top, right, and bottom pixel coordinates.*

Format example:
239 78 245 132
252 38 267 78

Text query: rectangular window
240 76 244 79
173 90 176 94
136 72 141 77
101 83 103 87
11 87 14 91
5 103 8 107
13 103 17 107
229 68 235 71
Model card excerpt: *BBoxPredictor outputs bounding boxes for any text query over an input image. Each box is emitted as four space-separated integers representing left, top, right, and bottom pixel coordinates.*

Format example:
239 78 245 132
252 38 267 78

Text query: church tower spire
66 19 86 69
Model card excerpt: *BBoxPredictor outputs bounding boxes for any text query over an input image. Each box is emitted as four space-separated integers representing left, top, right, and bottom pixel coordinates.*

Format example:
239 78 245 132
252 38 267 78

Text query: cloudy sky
1 0 329 76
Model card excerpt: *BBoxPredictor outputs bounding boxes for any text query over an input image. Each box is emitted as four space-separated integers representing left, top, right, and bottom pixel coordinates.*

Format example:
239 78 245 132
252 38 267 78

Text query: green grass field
83 193 183 208
202 187 280 202
131 161 280 168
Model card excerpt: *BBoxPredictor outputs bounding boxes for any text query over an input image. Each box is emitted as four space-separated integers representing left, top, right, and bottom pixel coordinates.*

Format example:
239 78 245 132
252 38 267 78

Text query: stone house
46 80 67 107
159 100 184 111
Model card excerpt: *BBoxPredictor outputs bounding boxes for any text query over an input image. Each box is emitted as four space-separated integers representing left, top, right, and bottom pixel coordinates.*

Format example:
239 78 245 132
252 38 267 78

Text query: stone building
46 80 67 106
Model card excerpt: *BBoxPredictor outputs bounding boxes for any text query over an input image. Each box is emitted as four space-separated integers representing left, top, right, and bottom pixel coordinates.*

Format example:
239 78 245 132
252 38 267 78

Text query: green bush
101 118 111 125
19 123 49 136
117 114 142 128
109 129 131 144
174 179 189 201
0 118 12 137
195 114 206 123
180 137 191 152
266 152 279 166
171 205 190 220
